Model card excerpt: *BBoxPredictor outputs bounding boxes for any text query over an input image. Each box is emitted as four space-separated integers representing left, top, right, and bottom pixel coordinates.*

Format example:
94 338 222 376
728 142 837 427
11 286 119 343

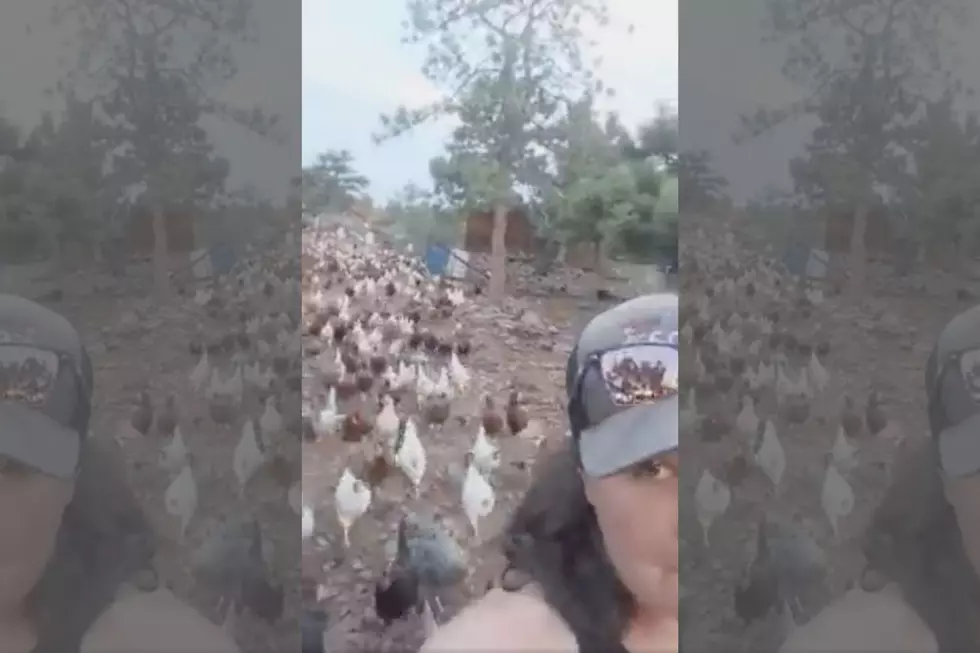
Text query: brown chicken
156 394 178 436
209 394 235 425
505 390 528 435
866 391 888 434
335 374 359 401
356 367 375 394
454 332 471 356
481 395 503 437
332 322 350 343
341 348 360 374
423 331 440 353
841 396 863 437
369 354 388 377
424 397 451 428
341 410 372 442
307 313 328 337
364 451 392 488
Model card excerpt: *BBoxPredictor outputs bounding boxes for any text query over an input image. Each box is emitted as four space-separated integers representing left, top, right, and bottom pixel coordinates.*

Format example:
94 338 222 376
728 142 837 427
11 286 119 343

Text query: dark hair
499 441 632 653
26 438 155 652
861 440 980 653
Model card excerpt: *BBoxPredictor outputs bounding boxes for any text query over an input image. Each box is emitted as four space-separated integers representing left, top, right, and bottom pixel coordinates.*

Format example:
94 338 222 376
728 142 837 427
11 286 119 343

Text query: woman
422 293 680 653
0 294 238 653
778 304 980 652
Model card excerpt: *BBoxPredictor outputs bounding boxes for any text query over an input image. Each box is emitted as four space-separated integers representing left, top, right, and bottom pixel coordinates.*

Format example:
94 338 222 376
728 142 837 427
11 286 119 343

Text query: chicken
480 395 504 437
341 409 371 442
865 390 888 434
131 391 153 435
374 519 420 625
156 393 178 436
192 516 281 622
505 390 528 435
335 468 371 547
423 396 451 429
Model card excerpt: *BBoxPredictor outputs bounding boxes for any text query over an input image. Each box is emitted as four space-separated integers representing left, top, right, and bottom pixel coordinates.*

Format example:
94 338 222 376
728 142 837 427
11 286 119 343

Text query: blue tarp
424 244 451 275
784 242 809 276
784 241 828 279
210 242 236 275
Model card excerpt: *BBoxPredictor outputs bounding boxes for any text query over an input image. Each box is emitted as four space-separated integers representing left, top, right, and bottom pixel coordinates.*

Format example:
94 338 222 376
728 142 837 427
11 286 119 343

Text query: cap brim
0 403 80 478
937 410 980 478
578 398 677 477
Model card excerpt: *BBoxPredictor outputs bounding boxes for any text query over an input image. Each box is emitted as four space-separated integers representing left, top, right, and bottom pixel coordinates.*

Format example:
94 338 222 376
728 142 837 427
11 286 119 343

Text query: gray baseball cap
927 303 980 478
0 295 91 478
566 293 678 477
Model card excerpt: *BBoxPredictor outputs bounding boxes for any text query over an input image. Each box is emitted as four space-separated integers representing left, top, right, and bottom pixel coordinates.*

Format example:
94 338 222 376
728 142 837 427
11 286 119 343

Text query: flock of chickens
680 224 914 651
112 236 305 650
299 223 554 649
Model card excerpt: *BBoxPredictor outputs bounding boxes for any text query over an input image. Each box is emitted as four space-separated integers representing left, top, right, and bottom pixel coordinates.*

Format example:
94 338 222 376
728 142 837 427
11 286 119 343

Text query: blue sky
302 0 678 202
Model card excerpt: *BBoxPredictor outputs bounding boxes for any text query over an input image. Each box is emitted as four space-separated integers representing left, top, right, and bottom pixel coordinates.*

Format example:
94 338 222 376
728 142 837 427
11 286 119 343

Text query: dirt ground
681 214 976 651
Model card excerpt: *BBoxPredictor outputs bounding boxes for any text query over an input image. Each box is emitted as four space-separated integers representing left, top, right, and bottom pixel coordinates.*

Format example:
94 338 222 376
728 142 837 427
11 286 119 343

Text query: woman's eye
633 460 674 479
0 457 31 478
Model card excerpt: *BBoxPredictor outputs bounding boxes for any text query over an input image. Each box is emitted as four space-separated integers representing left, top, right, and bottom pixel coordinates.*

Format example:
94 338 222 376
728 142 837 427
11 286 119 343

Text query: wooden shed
823 205 893 256
124 205 197 255
564 242 600 269
463 207 535 254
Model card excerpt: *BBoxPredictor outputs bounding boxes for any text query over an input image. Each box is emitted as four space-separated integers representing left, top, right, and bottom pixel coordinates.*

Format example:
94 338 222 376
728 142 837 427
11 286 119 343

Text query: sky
301 0 678 202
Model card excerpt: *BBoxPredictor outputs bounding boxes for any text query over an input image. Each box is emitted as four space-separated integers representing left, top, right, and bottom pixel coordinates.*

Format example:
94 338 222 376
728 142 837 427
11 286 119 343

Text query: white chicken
313 388 343 438
694 469 729 547
395 419 427 494
449 351 470 393
302 504 314 539
831 426 857 473
735 395 759 439
233 420 263 495
755 420 786 488
161 426 188 472
335 468 371 547
258 396 283 443
375 394 400 447
470 425 499 475
189 351 209 393
462 458 495 538
165 462 197 540
821 463 854 539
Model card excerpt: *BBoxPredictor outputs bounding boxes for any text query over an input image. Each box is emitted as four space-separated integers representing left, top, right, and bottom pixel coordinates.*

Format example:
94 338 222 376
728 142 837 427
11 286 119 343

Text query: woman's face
0 458 72 612
945 471 980 579
584 452 679 616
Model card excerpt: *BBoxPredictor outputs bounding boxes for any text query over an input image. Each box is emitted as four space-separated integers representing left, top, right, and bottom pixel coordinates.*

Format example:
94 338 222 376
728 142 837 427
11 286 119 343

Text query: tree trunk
847 206 867 297
152 204 170 296
488 203 508 300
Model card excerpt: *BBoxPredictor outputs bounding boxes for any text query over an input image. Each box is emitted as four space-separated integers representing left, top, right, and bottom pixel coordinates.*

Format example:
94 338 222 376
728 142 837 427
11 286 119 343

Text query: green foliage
0 99 107 261
0 0 279 264
899 95 980 247
58 0 274 206
302 150 370 214
383 183 462 251
544 98 683 263
742 0 979 252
